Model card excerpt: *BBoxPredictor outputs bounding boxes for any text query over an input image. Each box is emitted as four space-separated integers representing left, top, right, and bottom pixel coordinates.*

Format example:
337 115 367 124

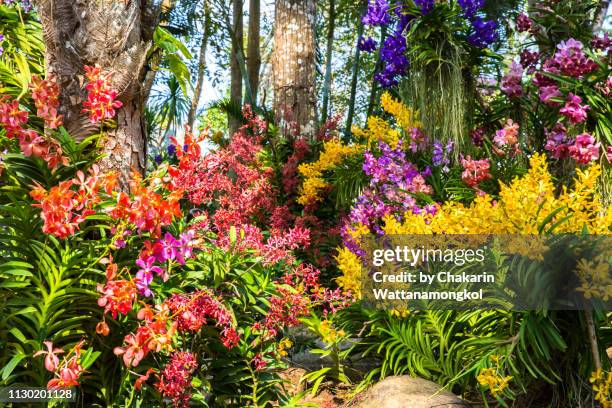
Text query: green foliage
0 5 44 98
0 136 109 400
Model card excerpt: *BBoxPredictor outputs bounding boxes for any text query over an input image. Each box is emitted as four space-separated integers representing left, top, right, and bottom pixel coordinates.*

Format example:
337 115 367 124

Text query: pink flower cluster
539 85 562 106
165 290 239 348
544 123 571 159
218 224 310 266
559 93 589 125
494 119 519 147
461 156 492 188
167 120 275 235
568 133 600 165
501 61 523 98
81 65 123 123
254 263 352 338
156 351 198 408
282 139 311 195
552 39 598 78
0 97 68 168
35 340 86 389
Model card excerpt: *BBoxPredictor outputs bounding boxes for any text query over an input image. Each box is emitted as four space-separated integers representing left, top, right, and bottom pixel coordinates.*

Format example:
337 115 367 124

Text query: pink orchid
34 341 64 372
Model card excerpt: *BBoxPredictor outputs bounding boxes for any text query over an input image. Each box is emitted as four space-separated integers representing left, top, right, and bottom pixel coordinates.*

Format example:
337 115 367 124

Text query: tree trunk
247 0 261 104
272 0 318 139
229 0 244 136
344 11 364 141
367 26 387 118
321 0 336 124
188 0 211 129
34 0 161 185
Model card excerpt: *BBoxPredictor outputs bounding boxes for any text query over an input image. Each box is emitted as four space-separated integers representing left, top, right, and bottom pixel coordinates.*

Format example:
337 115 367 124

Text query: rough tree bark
247 0 261 104
272 0 318 139
34 0 162 185
188 0 211 129
229 0 243 136
321 0 336 124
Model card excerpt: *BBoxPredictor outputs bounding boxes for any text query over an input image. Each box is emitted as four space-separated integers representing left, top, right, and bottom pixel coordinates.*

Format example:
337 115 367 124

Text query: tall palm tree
34 0 164 185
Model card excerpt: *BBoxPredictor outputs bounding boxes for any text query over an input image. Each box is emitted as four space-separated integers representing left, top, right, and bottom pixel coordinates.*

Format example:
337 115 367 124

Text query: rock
354 376 470 408
607 347 612 359
277 367 308 395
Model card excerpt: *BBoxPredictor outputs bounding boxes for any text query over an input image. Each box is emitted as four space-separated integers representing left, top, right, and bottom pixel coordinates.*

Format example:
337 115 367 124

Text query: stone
354 376 470 408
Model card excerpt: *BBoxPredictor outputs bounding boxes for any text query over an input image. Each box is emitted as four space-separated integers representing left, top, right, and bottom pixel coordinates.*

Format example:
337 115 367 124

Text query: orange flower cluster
81 65 123 123
109 174 183 238
35 340 87 390
30 166 118 238
30 75 63 129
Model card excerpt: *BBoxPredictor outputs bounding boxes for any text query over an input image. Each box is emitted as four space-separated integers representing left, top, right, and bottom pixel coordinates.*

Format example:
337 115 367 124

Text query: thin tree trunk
593 0 610 32
367 26 387 117
273 0 318 139
247 0 261 104
321 0 336 124
188 0 211 129
229 0 243 136
344 3 365 141
35 0 162 186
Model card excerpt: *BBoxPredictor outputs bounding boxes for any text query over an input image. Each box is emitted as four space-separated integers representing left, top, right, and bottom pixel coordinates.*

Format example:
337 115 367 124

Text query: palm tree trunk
247 0 261 104
229 0 244 136
272 0 318 139
321 0 336 124
188 0 211 129
35 0 162 186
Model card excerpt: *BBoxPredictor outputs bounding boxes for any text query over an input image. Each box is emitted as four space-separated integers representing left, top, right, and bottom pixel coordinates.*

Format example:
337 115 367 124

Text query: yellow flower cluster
320 320 345 343
351 92 421 149
297 139 363 205
476 355 513 398
336 153 611 295
576 255 612 301
381 154 611 235
380 92 421 132
590 368 612 408
335 247 363 296
277 338 293 357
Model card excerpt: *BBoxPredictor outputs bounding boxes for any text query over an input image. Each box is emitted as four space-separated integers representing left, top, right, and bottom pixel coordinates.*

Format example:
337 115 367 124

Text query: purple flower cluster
362 0 391 26
342 141 434 252
468 17 498 48
501 61 523 98
544 123 571 159
134 231 196 297
516 13 533 32
414 0 434 15
519 49 539 73
375 33 409 88
432 140 454 172
591 33 611 53
0 34 4 57
1 0 33 12
358 36 378 53
539 85 562 106
470 127 486 146
552 39 598 78
458 0 484 19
